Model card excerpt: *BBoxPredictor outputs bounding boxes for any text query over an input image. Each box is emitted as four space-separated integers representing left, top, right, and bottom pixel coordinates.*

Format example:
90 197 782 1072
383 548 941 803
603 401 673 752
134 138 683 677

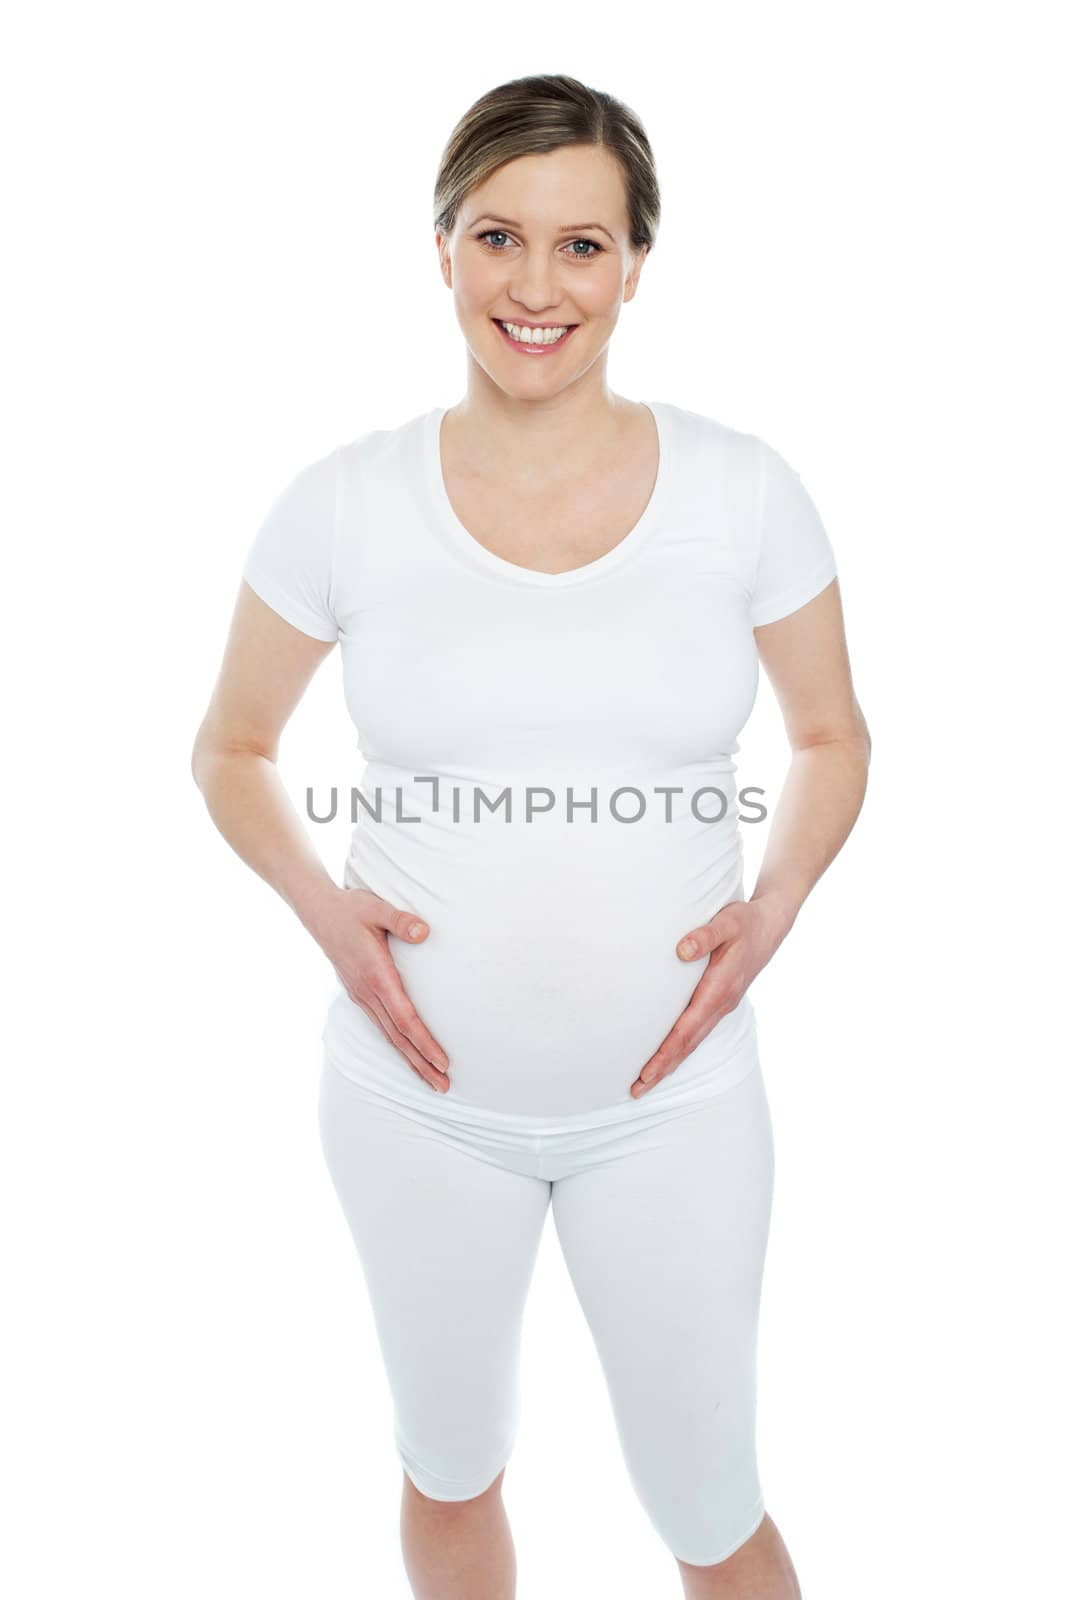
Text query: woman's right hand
309 885 451 1092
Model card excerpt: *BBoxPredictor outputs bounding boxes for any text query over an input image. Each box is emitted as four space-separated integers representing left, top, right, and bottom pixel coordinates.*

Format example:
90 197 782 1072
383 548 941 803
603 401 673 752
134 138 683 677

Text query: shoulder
651 398 765 482
652 400 821 515
336 406 434 479
649 401 770 527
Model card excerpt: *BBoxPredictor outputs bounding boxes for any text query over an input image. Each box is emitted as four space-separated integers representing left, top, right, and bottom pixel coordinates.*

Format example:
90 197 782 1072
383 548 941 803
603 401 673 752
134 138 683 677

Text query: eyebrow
467 213 615 241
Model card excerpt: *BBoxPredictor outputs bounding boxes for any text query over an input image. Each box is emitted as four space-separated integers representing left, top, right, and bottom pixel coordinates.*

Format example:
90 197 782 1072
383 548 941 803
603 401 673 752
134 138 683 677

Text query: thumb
372 897 429 942
676 907 735 961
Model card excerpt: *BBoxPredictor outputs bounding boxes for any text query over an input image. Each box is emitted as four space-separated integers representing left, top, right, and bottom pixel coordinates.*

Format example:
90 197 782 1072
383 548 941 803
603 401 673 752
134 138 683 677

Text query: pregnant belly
328 821 751 1119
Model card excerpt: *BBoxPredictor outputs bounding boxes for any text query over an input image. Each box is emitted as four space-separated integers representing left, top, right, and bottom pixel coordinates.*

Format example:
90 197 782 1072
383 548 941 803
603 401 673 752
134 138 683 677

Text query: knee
394 1415 516 1505
670 1501 767 1568
402 1463 507 1506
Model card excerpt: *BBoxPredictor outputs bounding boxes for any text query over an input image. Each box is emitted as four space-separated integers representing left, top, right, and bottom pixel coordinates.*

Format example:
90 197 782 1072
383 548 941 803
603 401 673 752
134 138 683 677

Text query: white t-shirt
242 400 838 1124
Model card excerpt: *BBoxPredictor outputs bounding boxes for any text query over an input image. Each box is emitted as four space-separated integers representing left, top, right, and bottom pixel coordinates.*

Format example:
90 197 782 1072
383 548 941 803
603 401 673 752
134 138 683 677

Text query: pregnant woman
192 75 870 1600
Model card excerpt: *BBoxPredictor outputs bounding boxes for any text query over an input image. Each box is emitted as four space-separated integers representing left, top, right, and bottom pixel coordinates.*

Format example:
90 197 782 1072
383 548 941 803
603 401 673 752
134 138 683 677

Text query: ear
624 241 650 301
436 228 452 288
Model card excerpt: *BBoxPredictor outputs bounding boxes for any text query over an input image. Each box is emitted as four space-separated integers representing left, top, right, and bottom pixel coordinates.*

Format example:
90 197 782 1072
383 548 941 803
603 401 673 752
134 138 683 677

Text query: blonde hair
433 74 661 257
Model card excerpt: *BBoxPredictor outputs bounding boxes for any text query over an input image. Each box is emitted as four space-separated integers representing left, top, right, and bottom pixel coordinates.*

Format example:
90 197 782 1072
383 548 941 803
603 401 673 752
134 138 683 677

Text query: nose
506 249 568 314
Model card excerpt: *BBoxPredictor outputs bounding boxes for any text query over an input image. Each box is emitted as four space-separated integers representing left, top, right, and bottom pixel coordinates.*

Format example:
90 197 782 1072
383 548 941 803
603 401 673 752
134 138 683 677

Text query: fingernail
409 921 426 938
678 938 696 958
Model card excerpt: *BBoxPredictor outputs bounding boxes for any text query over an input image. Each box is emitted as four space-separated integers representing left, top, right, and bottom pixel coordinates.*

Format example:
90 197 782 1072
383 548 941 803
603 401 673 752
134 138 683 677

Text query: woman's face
438 143 648 400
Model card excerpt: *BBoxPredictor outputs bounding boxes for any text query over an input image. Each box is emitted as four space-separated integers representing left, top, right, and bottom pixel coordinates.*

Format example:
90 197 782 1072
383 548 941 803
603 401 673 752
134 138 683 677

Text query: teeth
500 321 570 345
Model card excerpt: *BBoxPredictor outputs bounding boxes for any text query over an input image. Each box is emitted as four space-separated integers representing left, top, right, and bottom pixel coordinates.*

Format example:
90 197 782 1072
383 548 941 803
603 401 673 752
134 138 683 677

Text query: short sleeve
241 448 340 642
749 439 838 627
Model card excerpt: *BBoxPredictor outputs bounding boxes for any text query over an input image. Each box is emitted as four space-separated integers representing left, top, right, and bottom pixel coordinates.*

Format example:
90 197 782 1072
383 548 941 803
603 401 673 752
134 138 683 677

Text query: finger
355 991 451 1092
631 1018 694 1096
674 902 741 960
674 928 725 960
356 991 434 1081
632 989 741 1096
368 895 432 945
373 970 451 1076
364 907 450 1068
655 946 743 1069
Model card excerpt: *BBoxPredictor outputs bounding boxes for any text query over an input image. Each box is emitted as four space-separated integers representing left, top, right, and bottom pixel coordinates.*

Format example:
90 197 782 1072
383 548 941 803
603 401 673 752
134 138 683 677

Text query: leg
401 1465 516 1600
318 1059 550 1598
677 1509 800 1598
551 1060 797 1594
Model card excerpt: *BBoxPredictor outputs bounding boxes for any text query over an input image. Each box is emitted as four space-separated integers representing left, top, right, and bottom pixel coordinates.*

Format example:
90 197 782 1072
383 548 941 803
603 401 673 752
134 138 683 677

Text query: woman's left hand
630 898 790 1098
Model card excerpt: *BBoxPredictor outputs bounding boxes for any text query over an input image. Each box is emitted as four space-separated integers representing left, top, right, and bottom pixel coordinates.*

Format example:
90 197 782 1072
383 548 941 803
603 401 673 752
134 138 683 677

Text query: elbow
190 726 210 792
191 723 276 790
841 715 872 773
190 721 224 792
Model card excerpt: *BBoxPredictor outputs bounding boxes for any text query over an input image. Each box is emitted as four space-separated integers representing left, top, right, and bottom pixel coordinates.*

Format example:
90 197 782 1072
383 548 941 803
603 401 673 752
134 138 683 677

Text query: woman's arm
191 581 452 1090
631 578 870 1097
747 575 871 945
191 581 345 932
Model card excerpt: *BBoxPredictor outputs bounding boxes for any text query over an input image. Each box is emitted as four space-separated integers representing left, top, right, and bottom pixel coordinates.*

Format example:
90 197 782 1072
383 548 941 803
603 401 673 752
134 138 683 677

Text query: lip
492 317 578 355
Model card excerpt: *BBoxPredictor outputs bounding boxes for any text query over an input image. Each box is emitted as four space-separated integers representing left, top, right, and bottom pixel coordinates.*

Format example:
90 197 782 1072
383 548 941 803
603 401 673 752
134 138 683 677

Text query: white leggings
317 1046 775 1568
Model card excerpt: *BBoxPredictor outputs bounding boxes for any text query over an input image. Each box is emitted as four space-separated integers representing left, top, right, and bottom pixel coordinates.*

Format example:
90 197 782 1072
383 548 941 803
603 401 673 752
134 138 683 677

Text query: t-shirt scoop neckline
422 399 674 590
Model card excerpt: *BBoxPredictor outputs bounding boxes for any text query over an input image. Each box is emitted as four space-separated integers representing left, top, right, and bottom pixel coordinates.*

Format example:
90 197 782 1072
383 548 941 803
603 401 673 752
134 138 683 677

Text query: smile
492 319 578 354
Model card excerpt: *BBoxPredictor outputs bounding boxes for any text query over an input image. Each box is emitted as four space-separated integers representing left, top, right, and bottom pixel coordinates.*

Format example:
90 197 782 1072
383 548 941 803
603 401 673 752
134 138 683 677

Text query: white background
5 2 1062 1595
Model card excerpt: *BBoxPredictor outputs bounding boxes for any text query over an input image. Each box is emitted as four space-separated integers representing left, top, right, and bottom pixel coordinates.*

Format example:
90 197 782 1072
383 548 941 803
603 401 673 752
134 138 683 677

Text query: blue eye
475 229 603 260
